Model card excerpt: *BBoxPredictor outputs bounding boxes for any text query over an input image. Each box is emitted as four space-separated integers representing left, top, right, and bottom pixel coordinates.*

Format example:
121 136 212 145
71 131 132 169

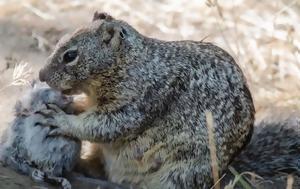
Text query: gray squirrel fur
38 12 255 188
0 81 81 189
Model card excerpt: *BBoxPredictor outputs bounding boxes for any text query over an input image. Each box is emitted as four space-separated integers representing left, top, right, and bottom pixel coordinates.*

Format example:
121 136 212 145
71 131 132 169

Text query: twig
22 2 55 20
206 111 220 189
286 175 294 189
228 166 252 189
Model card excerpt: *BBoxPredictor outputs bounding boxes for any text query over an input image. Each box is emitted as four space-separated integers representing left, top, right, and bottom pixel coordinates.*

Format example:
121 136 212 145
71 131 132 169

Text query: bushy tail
222 112 300 188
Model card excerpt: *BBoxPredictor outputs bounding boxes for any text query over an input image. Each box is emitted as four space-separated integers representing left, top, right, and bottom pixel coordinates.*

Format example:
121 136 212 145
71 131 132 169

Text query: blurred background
0 0 300 133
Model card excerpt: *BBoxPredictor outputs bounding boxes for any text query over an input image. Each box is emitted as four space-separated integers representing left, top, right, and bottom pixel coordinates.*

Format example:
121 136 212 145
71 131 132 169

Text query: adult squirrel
38 12 255 188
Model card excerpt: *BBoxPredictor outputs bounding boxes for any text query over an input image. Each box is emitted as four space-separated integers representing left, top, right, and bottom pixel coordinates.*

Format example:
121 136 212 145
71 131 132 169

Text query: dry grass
225 166 256 189
0 62 32 92
1 0 300 112
286 175 294 189
206 111 220 189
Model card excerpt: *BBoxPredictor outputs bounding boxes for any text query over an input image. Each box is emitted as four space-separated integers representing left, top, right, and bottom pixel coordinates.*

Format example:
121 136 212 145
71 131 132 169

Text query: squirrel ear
101 23 127 49
93 12 114 22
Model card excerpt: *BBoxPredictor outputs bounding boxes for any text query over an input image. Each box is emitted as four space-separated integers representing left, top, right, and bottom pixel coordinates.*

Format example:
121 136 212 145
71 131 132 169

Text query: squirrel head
39 12 139 95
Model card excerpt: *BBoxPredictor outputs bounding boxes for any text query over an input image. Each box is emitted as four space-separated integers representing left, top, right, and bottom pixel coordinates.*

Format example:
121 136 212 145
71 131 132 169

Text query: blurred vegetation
1 0 299 114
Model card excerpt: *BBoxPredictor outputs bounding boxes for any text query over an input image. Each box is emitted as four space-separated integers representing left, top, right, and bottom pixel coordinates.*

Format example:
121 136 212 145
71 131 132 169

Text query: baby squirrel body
0 81 81 189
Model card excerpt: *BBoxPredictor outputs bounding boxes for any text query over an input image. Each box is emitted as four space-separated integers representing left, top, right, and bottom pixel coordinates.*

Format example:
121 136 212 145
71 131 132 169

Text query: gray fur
221 115 300 188
233 117 300 176
0 81 81 188
38 12 255 188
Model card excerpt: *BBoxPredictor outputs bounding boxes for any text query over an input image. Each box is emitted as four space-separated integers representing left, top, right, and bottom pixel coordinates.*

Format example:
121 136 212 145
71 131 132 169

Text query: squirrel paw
60 178 72 189
35 104 74 137
31 169 46 182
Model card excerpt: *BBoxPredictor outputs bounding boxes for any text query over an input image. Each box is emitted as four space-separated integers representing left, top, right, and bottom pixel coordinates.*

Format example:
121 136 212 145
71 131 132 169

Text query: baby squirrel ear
101 22 127 50
93 11 114 22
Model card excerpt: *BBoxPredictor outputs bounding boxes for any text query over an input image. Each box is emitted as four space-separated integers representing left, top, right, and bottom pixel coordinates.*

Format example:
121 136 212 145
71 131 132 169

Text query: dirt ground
0 0 300 188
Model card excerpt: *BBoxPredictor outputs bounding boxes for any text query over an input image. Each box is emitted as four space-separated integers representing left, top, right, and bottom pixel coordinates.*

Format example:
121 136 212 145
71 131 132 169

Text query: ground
0 0 299 188
0 165 57 189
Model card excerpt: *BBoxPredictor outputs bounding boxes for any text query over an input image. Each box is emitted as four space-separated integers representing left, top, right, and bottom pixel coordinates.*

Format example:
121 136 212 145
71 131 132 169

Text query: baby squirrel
0 81 81 189
38 12 255 188
0 81 128 189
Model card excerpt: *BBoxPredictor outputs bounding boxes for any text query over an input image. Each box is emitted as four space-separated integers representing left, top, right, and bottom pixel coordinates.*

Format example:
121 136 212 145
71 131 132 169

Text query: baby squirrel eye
63 50 78 63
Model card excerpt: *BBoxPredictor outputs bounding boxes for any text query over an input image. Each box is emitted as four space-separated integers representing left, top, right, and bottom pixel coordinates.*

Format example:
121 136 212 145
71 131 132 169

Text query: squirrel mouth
62 88 80 95
62 89 73 95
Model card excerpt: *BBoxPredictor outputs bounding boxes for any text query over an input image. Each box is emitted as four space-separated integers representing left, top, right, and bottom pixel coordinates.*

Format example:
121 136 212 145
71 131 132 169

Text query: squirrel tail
222 112 300 188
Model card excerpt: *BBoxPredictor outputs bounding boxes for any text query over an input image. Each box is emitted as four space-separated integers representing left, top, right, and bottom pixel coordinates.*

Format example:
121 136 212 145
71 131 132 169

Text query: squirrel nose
39 68 47 82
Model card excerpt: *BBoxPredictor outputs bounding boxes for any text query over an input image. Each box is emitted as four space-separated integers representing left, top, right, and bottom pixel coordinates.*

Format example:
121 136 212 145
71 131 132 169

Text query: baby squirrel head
39 12 138 95
15 80 73 116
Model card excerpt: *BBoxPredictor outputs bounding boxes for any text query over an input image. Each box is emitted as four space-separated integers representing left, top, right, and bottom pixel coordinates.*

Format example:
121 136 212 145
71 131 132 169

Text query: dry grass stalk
224 166 253 189
286 174 294 189
206 111 220 189
0 62 32 92
210 174 226 189
11 62 32 86
22 2 54 20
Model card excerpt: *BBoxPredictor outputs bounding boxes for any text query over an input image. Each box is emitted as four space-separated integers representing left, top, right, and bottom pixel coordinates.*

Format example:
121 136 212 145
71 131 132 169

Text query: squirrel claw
34 118 59 128
48 128 69 137
46 103 64 113
35 109 54 118
31 169 45 182
35 103 63 118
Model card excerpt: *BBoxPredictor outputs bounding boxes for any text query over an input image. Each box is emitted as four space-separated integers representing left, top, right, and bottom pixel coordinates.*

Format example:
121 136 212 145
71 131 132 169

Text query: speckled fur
221 114 300 189
0 81 81 188
38 13 255 188
233 117 300 176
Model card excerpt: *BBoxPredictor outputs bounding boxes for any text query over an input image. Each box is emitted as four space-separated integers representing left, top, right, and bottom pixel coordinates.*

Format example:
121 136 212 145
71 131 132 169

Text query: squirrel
0 81 128 189
37 12 255 189
0 81 81 189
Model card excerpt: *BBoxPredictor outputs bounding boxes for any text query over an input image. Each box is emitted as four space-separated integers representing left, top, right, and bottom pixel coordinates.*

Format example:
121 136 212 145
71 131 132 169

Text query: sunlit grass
0 62 32 92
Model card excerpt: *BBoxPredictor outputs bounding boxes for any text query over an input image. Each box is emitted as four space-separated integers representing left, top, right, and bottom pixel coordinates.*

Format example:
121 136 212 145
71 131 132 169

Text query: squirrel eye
63 50 77 63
